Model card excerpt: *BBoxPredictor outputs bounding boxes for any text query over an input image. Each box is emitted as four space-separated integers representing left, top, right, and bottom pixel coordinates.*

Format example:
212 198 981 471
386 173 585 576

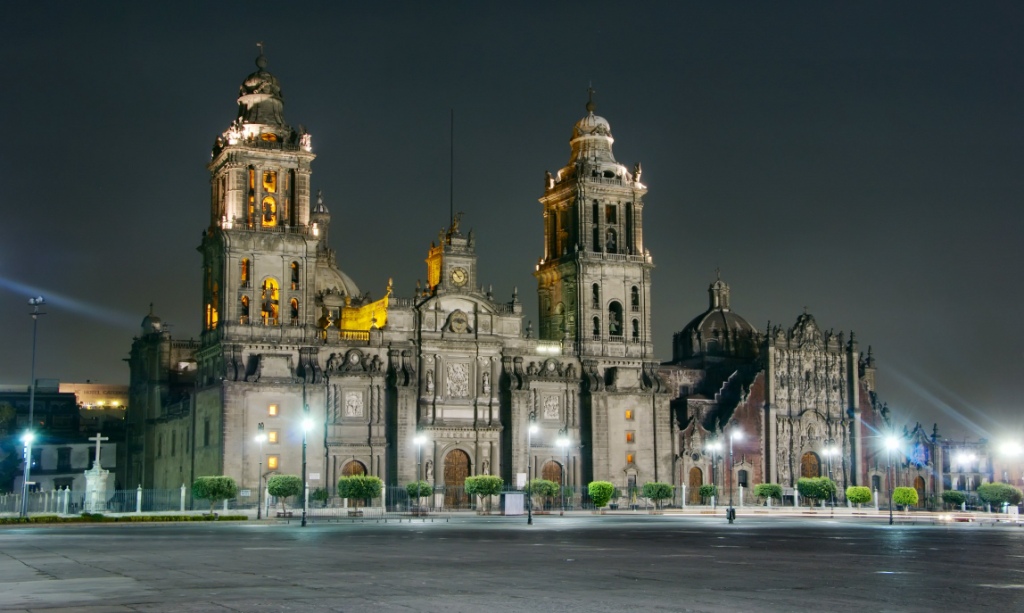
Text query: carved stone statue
482 458 490 475
425 370 434 394
326 353 339 371
545 170 555 189
482 371 491 395
425 460 433 482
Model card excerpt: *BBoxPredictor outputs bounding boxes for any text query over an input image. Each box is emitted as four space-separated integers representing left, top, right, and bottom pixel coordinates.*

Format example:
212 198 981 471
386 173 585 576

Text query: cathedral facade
128 54 671 501
127 53 940 506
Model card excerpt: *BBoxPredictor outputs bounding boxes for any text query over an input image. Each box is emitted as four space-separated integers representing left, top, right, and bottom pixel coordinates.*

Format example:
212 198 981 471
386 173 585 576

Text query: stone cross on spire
89 433 109 469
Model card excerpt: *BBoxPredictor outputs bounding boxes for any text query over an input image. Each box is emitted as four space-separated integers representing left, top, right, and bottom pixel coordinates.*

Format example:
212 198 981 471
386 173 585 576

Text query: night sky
3 3 1022 440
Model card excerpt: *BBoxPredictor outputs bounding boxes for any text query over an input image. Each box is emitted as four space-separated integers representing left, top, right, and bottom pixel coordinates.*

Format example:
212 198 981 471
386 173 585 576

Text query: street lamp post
707 440 722 509
256 423 266 519
19 296 44 518
527 423 538 525
414 434 426 512
301 417 313 527
557 436 570 516
886 436 899 525
823 440 839 513
727 429 742 524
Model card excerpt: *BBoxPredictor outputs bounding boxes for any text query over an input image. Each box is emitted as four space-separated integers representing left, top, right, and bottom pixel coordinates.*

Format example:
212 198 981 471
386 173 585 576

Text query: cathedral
127 52 942 507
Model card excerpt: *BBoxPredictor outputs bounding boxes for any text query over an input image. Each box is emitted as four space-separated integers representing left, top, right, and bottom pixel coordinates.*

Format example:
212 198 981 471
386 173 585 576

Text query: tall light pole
414 434 426 512
727 429 742 523
255 423 266 519
20 296 44 518
301 417 313 527
527 423 537 525
557 435 570 516
823 440 839 512
707 440 722 509
886 436 899 525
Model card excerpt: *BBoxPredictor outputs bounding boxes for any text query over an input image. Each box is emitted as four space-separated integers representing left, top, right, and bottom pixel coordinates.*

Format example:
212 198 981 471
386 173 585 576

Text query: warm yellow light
267 456 279 470
268 404 278 416
268 431 278 444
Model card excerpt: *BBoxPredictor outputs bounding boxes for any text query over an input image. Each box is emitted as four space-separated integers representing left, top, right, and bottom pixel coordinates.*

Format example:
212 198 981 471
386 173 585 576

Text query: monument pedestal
84 466 110 513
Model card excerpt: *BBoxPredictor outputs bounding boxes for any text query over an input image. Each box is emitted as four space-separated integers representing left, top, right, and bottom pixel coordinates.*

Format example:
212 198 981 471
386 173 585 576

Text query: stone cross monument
84 433 111 513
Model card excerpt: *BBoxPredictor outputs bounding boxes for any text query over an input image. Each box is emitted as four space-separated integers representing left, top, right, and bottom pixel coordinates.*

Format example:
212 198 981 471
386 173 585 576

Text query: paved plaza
0 514 1022 612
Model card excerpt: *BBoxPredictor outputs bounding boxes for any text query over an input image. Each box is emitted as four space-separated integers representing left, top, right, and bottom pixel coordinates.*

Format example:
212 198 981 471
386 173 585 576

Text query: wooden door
801 452 821 478
443 449 471 508
688 467 703 504
914 476 926 508
542 461 563 484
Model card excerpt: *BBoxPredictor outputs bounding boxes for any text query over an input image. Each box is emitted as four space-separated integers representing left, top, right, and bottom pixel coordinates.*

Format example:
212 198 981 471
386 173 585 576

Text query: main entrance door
688 467 703 504
801 452 821 478
914 476 926 508
444 449 471 508
542 461 563 484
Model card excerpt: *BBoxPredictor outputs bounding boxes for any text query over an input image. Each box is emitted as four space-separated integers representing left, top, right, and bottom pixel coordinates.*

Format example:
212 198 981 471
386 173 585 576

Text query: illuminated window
248 167 255 190
240 259 250 287
626 431 635 443
268 430 279 444
290 262 300 290
268 404 278 417
261 132 278 142
290 298 299 325
240 296 250 324
261 196 277 227
626 453 634 464
262 170 277 193
625 410 634 420
267 455 279 470
261 279 280 325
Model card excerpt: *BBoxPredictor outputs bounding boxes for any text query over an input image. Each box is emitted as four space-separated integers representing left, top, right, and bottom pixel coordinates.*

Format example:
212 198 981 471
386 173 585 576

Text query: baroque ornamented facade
127 53 942 506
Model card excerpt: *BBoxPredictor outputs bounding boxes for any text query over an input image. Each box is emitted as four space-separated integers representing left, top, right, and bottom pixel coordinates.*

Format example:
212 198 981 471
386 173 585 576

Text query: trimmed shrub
311 487 329 507
892 486 919 508
699 484 718 503
465 475 503 513
754 483 783 504
846 486 872 506
941 490 967 508
797 477 836 505
526 479 559 509
588 481 616 508
977 482 1024 507
641 482 674 509
338 475 384 506
192 476 239 514
406 480 432 498
267 474 303 513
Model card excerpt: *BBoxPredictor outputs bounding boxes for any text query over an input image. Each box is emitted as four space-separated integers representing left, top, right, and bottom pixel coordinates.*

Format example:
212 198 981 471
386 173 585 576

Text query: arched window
631 286 640 311
262 170 277 193
290 298 299 325
631 319 640 342
290 262 300 290
605 228 617 253
608 302 623 337
207 282 219 330
247 166 256 227
592 201 600 252
592 283 600 309
240 259 250 288
240 296 250 324
592 317 601 338
261 278 280 325
872 475 881 492
738 469 749 488
261 196 277 227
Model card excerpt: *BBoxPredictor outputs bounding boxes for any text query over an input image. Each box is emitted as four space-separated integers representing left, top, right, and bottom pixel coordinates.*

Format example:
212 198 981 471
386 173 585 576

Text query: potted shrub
526 479 559 513
641 482 674 512
846 485 872 508
406 480 432 514
464 475 503 514
267 474 303 517
977 482 1023 512
699 484 718 505
753 483 783 507
192 476 238 516
892 486 919 511
588 481 615 512
338 475 384 514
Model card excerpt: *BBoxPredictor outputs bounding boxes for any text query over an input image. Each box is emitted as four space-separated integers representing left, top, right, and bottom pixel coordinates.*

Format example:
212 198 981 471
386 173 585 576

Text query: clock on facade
450 267 468 287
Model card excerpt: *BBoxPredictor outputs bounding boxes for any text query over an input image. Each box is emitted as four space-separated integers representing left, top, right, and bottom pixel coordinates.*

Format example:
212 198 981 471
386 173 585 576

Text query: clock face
450 267 468 287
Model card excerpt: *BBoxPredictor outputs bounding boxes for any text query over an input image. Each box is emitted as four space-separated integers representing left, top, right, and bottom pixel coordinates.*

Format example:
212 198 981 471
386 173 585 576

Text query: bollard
681 485 686 509
180 483 187 512
874 489 879 511
136 485 143 513
795 490 800 508
223 498 229 512
739 485 744 508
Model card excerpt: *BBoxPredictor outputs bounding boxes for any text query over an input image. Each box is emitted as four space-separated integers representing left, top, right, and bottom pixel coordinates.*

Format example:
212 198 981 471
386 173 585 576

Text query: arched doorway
914 476 926 508
688 467 703 505
800 452 821 478
542 461 563 484
443 449 471 509
342 460 366 476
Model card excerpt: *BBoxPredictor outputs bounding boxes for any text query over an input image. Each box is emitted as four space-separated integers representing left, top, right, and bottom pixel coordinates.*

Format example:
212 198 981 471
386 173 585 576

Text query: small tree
588 481 615 508
978 482 1024 509
941 490 967 509
699 484 718 504
406 480 432 498
465 475 503 513
192 476 238 514
642 482 674 510
311 487 329 508
797 477 835 506
338 475 384 507
846 486 872 507
753 483 783 506
267 474 303 514
892 486 919 510
526 479 559 510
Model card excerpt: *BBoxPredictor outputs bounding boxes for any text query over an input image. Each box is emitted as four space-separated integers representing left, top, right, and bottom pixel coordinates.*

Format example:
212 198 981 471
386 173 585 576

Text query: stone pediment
525 358 577 380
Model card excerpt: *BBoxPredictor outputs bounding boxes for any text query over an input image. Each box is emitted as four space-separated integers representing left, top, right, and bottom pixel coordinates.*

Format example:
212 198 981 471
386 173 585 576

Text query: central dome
672 276 759 363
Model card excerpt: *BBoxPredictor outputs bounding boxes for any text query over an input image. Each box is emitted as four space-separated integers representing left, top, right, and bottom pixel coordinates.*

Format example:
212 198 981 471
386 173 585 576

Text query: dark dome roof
672 276 758 362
